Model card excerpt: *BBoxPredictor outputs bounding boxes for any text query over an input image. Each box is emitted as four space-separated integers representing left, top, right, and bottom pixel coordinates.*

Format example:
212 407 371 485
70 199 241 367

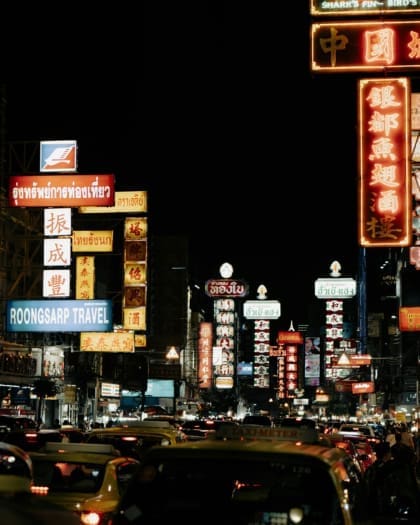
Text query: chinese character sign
358 77 412 247
213 298 235 389
198 322 213 389
312 21 420 72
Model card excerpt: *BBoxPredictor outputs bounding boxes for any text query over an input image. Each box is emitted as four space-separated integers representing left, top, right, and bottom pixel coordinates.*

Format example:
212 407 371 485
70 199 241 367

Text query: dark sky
3 4 361 329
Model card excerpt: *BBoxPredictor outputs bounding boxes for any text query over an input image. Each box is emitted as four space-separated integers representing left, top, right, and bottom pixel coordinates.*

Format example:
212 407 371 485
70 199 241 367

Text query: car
141 405 169 417
109 425 365 525
0 440 33 491
29 441 141 525
338 423 381 446
0 420 87 452
37 426 87 447
0 415 39 451
332 432 376 470
178 419 218 440
0 441 80 525
0 415 37 430
85 420 187 459
328 434 368 475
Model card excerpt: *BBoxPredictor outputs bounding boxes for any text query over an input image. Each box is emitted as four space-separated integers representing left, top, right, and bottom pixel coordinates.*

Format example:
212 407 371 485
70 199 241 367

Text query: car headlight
80 511 111 525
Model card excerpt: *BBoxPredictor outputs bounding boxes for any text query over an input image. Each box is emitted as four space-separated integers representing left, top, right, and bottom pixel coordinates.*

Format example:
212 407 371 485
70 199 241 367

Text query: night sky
3 4 361 329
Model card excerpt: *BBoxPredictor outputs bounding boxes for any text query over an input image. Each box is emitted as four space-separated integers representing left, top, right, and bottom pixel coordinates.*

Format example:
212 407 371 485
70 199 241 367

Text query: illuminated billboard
80 332 135 352
399 306 420 331
40 140 77 172
9 174 115 207
358 77 412 247
311 20 420 72
6 299 113 332
311 0 420 17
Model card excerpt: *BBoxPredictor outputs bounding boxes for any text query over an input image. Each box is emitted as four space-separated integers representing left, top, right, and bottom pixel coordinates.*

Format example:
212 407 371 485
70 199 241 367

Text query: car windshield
119 454 346 524
32 460 105 493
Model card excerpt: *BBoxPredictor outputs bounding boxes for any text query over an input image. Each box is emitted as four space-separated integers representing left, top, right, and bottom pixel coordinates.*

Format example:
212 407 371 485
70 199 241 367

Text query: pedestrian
385 423 397 448
398 422 415 450
391 430 418 484
363 441 419 522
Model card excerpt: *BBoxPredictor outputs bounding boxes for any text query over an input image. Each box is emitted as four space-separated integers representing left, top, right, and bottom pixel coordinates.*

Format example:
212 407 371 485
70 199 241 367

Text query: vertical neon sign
359 77 412 247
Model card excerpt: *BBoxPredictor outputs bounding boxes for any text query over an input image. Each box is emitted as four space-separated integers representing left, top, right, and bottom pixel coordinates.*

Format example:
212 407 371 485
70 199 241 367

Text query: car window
242 415 272 426
32 459 105 493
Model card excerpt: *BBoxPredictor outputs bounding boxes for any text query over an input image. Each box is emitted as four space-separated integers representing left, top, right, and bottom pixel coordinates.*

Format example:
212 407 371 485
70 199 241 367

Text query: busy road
1 414 419 524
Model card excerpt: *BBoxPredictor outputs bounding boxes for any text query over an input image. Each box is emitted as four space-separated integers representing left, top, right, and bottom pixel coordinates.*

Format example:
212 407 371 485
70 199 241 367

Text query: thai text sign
205 279 249 298
352 381 375 394
79 191 147 214
315 278 357 298
358 78 412 247
6 299 112 332
72 231 114 252
311 21 420 72
9 174 115 207
243 300 281 319
277 331 303 344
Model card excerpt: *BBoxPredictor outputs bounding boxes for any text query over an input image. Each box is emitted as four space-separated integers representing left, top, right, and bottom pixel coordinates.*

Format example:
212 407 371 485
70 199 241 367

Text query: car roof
115 420 173 428
29 442 123 464
214 424 325 444
142 436 350 472
29 450 120 464
87 424 179 436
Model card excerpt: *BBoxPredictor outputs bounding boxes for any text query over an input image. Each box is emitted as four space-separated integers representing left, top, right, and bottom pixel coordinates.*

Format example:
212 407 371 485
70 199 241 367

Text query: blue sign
6 299 113 332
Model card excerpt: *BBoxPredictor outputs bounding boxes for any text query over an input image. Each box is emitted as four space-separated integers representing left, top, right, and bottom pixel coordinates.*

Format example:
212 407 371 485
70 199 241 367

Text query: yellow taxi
85 420 187 460
110 425 365 525
29 442 140 525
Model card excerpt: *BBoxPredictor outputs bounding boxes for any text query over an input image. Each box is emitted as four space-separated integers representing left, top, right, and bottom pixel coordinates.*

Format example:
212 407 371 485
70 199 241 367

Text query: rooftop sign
311 20 420 73
243 300 281 319
315 278 357 299
9 174 115 207
205 279 248 298
40 140 77 172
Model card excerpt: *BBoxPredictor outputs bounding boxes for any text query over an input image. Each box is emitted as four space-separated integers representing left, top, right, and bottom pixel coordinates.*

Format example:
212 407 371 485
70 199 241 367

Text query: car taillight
31 485 49 495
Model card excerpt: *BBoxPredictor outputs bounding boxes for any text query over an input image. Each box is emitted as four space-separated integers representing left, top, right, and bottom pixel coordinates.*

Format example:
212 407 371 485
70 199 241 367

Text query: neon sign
358 78 412 247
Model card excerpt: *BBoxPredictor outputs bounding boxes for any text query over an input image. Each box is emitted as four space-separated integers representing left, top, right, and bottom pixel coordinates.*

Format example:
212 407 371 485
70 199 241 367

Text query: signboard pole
358 247 367 356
